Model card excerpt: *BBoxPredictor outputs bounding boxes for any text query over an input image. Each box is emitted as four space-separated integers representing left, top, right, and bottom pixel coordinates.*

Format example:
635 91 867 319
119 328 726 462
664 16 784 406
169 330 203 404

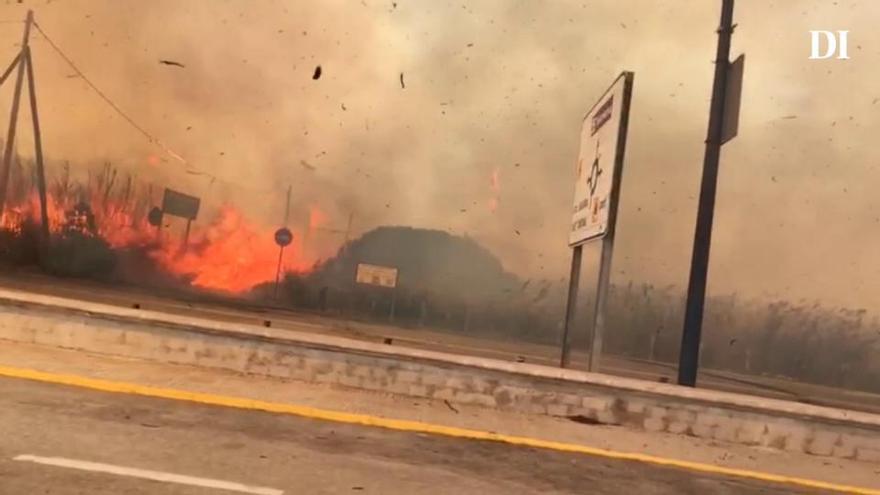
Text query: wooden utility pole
25 44 50 248
344 211 353 246
0 10 32 214
0 10 50 253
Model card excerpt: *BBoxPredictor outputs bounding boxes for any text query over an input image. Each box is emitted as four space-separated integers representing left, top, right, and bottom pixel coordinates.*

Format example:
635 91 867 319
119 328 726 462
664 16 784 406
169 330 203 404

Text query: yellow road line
0 365 876 495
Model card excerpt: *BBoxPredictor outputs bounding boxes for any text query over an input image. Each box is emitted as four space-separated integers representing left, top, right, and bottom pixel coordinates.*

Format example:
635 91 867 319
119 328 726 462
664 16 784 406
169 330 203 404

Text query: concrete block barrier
0 287 878 462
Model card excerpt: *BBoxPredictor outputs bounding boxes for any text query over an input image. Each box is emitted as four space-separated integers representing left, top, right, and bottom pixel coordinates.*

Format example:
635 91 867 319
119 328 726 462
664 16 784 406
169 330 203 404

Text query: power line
25 19 297 198
32 21 190 168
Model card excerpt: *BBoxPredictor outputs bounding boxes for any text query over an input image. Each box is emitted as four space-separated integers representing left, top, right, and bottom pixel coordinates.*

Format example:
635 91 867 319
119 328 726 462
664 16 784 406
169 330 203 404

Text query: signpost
273 186 293 299
274 227 293 247
678 0 743 387
355 263 398 288
355 263 399 321
161 188 200 253
161 188 200 220
560 72 634 372
147 207 163 227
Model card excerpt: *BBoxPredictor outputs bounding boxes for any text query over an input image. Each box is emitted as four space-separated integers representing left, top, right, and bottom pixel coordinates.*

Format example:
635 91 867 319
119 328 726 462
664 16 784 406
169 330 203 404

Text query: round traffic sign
147 207 163 227
274 227 293 247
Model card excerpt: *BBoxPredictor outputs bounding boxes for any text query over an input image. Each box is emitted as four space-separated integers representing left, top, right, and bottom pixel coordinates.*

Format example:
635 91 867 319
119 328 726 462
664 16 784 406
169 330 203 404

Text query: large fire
0 179 324 294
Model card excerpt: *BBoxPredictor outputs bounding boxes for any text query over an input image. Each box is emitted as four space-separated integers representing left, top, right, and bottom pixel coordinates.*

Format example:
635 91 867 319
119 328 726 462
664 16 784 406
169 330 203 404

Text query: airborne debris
514 229 520 235
443 400 458 413
158 60 185 68
312 65 322 80
533 286 549 302
399 72 405 89
300 160 316 171
341 103 347 111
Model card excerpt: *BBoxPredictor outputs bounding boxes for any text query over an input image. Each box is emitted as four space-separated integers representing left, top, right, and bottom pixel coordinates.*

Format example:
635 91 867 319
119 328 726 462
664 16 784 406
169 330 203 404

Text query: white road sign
355 263 398 288
568 72 634 246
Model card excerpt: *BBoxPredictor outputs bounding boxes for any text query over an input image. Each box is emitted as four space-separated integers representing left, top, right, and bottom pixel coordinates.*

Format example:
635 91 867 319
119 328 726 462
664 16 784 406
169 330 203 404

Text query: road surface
0 376 824 494
1 271 879 415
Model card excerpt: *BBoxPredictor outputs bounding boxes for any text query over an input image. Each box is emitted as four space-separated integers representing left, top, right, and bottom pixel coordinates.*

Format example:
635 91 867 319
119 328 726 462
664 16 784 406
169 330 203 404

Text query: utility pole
344 211 353 245
678 0 736 387
0 10 32 214
25 42 50 250
283 184 291 225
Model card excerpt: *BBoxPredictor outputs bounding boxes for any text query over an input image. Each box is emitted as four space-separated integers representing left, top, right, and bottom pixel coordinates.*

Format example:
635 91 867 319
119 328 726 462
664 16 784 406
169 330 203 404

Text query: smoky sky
0 0 878 311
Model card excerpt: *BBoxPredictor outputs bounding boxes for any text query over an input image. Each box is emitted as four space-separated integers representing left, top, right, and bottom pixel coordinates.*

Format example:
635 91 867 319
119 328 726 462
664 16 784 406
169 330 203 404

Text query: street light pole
678 0 736 387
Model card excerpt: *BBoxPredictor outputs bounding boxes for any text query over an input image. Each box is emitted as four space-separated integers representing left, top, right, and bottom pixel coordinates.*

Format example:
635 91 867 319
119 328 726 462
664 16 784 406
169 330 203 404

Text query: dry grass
2 159 877 393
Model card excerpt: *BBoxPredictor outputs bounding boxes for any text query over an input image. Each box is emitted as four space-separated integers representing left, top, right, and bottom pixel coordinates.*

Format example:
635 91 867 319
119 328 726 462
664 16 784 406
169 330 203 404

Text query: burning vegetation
0 160 320 292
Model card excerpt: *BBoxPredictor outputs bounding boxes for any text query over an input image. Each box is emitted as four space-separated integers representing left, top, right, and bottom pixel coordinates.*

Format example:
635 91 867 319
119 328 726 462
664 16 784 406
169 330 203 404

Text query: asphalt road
0 377 824 495
2 271 879 414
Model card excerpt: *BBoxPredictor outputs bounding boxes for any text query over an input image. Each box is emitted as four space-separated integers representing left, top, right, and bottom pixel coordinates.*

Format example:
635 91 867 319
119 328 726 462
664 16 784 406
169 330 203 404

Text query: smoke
0 1 877 311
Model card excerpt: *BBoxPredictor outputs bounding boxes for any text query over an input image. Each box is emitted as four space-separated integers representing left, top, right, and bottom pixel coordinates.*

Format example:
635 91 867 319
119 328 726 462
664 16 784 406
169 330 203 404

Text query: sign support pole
559 244 582 368
156 212 163 242
389 289 396 322
273 245 285 299
678 0 736 387
182 219 191 253
283 185 291 225
588 236 614 371
273 185 293 300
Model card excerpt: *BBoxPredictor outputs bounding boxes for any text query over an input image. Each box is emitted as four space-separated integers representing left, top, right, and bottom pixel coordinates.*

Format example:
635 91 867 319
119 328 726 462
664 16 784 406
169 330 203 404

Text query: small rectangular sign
591 96 614 135
721 54 745 145
162 188 200 220
355 263 398 288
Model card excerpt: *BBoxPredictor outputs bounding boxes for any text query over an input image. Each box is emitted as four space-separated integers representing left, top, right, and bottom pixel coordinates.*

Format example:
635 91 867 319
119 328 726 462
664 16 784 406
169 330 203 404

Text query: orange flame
489 167 500 213
1 186 326 294
309 205 327 231
153 207 311 293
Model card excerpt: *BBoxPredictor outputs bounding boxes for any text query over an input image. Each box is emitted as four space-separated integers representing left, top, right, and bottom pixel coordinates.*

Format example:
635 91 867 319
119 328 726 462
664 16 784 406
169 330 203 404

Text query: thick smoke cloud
0 0 877 311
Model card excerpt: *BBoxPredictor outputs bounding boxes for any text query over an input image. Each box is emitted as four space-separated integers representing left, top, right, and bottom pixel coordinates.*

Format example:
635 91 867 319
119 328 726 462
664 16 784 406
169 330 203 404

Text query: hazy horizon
0 0 877 312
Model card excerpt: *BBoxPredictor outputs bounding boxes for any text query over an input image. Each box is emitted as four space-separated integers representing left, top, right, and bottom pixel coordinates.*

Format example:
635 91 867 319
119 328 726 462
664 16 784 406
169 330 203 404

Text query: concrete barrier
0 287 878 463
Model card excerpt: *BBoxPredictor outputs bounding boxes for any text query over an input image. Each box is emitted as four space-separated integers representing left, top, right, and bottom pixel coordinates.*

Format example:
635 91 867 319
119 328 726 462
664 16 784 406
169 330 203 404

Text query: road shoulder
0 340 877 493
